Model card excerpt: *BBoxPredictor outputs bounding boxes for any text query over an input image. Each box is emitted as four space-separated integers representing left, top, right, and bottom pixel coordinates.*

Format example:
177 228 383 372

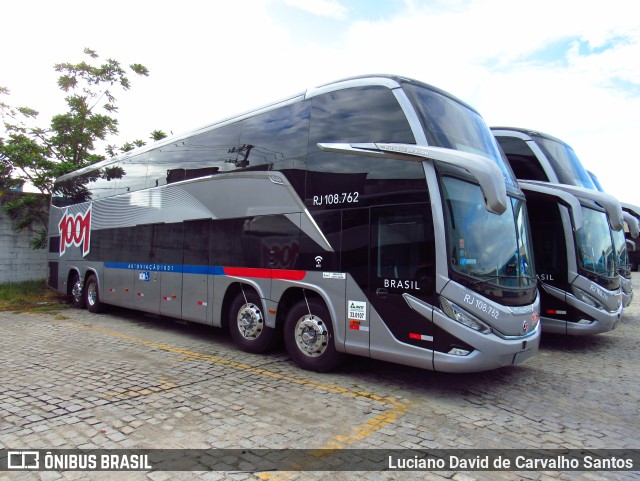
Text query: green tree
0 48 164 248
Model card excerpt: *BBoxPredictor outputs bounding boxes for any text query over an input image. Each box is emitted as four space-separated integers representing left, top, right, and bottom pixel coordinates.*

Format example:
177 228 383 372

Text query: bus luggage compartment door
134 268 161 314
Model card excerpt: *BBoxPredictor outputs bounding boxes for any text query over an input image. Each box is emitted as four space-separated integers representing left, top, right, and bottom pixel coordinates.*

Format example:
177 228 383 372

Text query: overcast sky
2 0 639 206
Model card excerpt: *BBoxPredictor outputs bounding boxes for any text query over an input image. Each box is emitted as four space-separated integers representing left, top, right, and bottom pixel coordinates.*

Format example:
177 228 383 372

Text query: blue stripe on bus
104 262 225 276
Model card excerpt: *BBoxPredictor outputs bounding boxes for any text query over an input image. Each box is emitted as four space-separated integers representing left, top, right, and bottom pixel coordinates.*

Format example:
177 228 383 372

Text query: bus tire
84 274 104 313
284 298 344 372
229 290 276 353
70 272 86 309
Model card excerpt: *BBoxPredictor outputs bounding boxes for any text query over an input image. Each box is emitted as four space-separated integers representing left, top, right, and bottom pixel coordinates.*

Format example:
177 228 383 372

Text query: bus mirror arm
523 180 624 231
317 142 508 215
620 202 640 221
623 211 639 238
519 181 583 231
626 239 636 252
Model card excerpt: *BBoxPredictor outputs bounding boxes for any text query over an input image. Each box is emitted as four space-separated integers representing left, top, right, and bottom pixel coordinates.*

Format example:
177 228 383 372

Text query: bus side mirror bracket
524 180 624 231
520 181 583 231
623 211 639 238
317 142 508 215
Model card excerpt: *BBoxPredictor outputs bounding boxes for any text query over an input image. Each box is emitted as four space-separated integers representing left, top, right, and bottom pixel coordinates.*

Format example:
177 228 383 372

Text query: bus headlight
572 287 603 310
440 297 492 334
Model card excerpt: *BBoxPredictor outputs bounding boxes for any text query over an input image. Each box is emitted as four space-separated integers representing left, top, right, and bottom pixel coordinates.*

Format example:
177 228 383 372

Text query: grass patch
0 279 66 312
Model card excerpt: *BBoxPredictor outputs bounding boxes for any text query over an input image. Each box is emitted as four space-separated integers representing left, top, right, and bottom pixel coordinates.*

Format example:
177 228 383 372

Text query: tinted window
405 83 516 187
130 225 153 260
375 212 429 281
147 123 242 187
239 102 309 170
243 215 301 269
531 134 596 189
114 153 149 195
52 163 120 206
527 196 567 281
153 223 184 264
495 136 549 182
371 204 436 300
184 220 210 266
89 163 121 200
576 206 616 278
308 86 414 149
52 177 91 207
111 227 135 262
210 218 249 266
86 228 113 262
307 86 420 209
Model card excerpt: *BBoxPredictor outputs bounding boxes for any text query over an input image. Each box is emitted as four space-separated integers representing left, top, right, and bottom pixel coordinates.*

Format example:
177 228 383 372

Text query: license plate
513 349 535 364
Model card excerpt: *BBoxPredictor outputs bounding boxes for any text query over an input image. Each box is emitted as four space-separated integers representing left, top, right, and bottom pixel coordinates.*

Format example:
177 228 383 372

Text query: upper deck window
494 136 549 182
52 163 120 207
239 101 310 169
306 86 421 208
404 84 516 188
148 122 242 187
308 86 414 149
530 134 596 189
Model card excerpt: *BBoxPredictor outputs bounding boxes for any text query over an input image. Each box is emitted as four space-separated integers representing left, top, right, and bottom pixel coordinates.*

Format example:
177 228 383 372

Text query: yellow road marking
71 321 412 477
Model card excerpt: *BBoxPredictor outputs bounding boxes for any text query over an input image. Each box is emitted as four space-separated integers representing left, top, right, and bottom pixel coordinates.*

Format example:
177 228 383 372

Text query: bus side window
114 153 149 195
153 223 184 265
375 209 434 291
308 86 414 147
52 176 92 207
148 122 243 187
238 102 310 170
306 86 421 208
495 136 549 182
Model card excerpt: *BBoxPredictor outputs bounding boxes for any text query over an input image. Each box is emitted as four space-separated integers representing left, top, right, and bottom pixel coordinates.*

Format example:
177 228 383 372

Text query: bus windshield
576 207 616 278
404 83 517 189
441 176 535 289
531 134 596 189
612 228 630 275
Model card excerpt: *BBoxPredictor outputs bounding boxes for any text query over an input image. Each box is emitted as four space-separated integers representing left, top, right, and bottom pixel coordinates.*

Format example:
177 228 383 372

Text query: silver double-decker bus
493 127 627 334
48 75 540 373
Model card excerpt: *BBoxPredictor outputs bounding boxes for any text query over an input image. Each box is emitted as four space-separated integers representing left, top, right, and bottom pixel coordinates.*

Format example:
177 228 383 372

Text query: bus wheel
229 290 275 353
84 274 104 313
70 272 85 309
284 298 344 372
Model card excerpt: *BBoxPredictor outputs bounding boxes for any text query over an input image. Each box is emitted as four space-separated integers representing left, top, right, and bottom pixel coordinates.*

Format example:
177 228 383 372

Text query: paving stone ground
1 275 639 481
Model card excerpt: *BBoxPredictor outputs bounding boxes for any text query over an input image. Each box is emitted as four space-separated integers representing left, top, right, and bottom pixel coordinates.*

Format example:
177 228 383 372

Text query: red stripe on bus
275 269 306 281
224 267 270 279
223 267 306 281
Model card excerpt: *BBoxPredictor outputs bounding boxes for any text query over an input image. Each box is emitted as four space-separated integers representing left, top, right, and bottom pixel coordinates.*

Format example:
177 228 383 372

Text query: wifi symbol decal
315 256 323 268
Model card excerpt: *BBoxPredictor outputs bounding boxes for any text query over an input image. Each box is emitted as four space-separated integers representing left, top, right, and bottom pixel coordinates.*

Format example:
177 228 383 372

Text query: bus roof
491 126 572 147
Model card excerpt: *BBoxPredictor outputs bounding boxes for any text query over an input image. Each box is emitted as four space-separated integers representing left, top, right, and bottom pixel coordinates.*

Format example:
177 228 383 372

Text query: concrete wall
0 193 49 283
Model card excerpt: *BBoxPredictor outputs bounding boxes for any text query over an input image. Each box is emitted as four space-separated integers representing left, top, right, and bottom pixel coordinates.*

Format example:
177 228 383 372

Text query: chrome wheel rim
87 282 97 306
294 314 328 357
71 278 83 305
236 303 264 340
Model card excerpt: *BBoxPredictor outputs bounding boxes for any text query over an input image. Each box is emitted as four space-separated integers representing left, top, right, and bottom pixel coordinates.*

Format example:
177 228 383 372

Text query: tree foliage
0 48 165 248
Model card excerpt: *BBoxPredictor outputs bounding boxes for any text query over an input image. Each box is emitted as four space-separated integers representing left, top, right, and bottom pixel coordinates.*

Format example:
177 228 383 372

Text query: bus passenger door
369 205 436 352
